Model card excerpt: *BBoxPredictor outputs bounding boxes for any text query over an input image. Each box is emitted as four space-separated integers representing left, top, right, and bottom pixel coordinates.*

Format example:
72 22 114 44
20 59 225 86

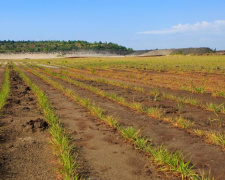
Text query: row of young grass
13 64 79 180
58 66 225 114
24 65 214 180
0 64 10 112
31 65 225 150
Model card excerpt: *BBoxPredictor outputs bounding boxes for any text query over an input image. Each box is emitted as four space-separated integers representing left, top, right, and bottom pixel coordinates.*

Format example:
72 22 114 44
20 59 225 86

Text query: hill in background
0 40 133 54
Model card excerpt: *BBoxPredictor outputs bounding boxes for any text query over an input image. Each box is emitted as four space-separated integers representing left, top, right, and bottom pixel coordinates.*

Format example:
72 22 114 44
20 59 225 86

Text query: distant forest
0 40 133 53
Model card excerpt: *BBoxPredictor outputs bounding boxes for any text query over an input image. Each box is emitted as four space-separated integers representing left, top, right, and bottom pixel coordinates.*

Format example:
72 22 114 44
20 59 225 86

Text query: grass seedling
181 85 191 92
208 117 223 128
135 137 152 151
206 103 221 113
173 116 193 129
212 89 225 98
91 68 96 74
150 146 197 179
106 116 119 128
194 129 225 148
146 107 162 119
130 102 145 112
192 84 206 94
149 89 160 102
133 86 144 92
205 131 225 148
177 103 183 114
198 170 215 180
121 126 140 140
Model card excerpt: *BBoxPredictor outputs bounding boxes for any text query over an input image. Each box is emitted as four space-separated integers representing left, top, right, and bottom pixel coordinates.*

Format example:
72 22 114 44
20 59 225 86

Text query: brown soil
22 70 171 179
0 67 56 180
29 69 225 179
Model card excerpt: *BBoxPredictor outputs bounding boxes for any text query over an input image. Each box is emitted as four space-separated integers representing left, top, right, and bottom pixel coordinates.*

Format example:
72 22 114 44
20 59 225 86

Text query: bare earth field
1 56 225 179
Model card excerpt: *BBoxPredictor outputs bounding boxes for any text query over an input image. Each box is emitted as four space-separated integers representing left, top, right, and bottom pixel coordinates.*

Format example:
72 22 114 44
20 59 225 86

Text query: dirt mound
140 49 174 56
128 50 150 56
171 47 213 55
140 48 213 56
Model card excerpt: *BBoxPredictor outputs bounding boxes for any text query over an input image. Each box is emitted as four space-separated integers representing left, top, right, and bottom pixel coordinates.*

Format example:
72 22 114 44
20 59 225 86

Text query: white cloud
138 20 225 34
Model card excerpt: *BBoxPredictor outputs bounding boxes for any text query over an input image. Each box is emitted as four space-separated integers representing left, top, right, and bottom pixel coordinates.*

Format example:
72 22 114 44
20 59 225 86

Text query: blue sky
0 0 224 50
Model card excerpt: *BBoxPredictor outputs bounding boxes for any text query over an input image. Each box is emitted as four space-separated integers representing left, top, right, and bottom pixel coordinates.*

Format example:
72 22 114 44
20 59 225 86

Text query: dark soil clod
23 118 49 132
25 86 31 91
23 107 30 111
14 99 21 104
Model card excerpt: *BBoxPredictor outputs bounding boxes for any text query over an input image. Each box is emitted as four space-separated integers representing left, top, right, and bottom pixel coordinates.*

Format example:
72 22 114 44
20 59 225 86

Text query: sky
0 0 225 50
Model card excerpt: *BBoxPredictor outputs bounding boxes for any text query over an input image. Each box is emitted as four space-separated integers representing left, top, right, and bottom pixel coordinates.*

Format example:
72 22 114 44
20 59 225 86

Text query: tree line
0 40 133 53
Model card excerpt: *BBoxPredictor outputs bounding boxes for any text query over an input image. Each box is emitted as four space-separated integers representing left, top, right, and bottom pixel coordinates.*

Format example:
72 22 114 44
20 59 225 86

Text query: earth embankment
0 48 214 59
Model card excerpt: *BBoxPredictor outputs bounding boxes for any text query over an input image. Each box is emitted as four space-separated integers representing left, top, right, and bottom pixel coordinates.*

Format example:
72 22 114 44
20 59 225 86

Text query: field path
22 69 169 179
0 67 56 179
30 68 225 179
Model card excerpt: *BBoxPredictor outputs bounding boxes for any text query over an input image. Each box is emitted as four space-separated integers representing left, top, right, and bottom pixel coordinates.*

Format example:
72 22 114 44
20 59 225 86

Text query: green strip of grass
0 64 10 111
